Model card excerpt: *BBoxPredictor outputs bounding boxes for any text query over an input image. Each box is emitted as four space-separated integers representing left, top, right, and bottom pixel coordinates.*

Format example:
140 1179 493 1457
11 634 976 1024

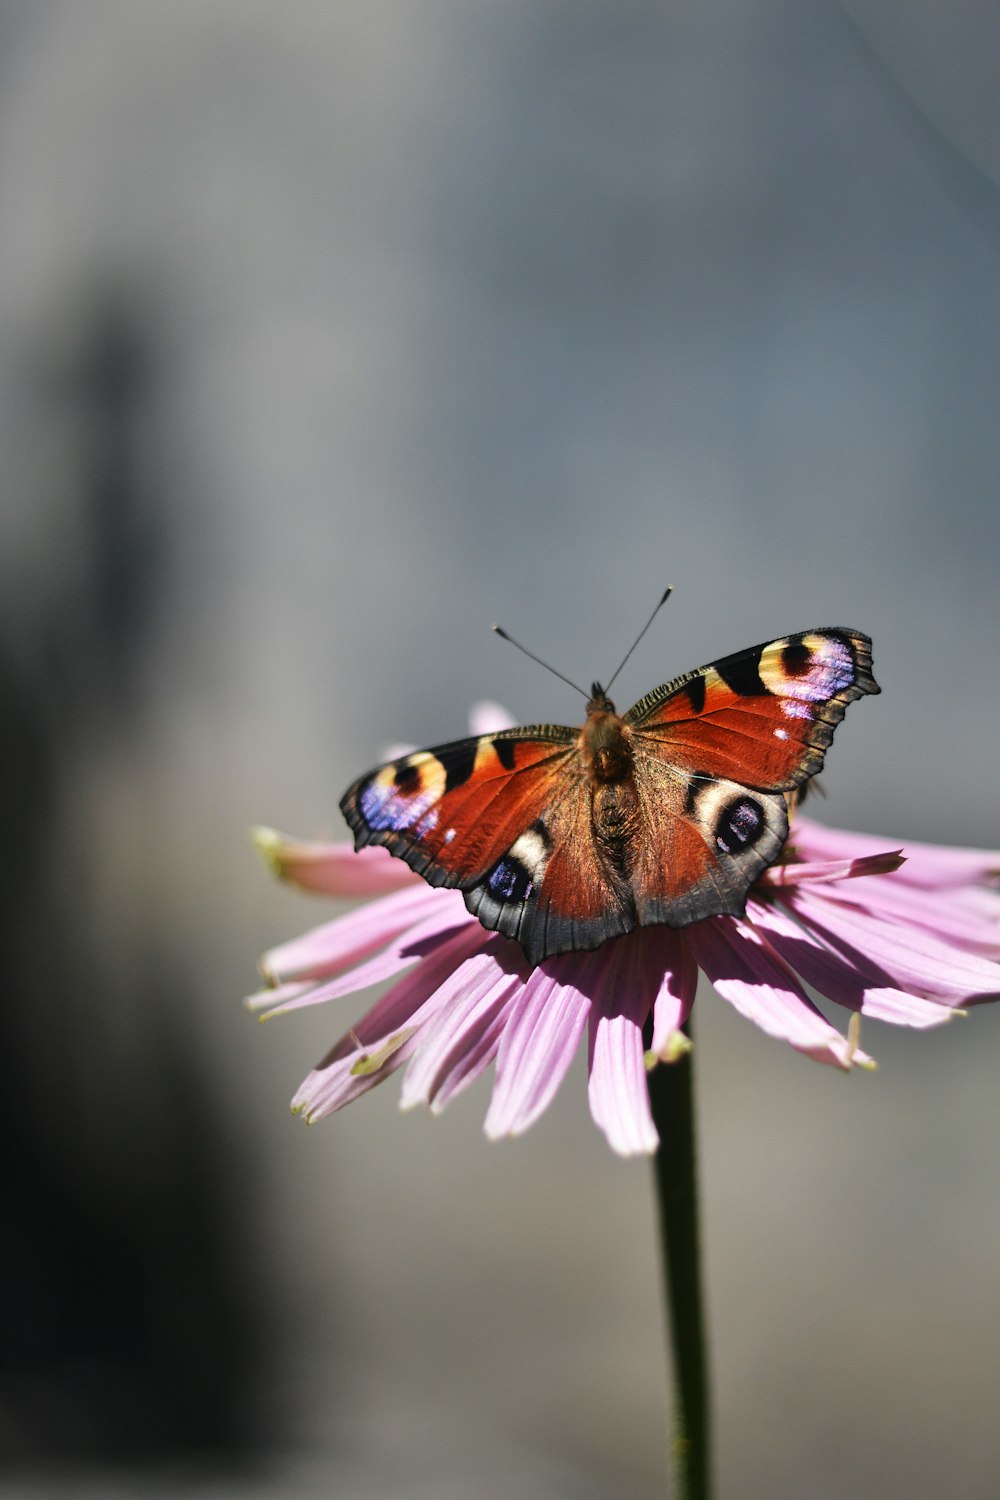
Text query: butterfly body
341 629 879 967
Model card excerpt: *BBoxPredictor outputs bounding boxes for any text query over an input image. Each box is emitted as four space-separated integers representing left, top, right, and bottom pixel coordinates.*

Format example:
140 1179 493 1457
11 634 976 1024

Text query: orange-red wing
626 628 878 791
341 727 575 882
341 726 635 964
625 750 790 930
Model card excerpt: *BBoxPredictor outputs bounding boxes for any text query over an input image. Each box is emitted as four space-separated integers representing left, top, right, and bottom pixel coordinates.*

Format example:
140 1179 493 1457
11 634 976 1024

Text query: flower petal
379 741 416 762
291 924 489 1119
244 979 313 1014
815 872 1000 955
749 901 954 1030
792 817 1000 889
791 887 1000 1005
760 851 904 887
252 829 418 897
262 885 464 983
688 918 872 1068
587 940 659 1156
483 953 593 1139
646 929 698 1056
400 938 525 1112
260 909 473 1017
469 700 517 735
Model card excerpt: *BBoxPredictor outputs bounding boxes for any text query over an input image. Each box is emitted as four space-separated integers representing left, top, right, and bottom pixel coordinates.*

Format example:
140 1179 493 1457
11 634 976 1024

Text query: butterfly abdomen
579 709 643 882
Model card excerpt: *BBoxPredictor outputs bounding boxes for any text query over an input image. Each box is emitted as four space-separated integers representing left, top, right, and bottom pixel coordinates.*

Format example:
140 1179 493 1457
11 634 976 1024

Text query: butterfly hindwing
625 759 790 930
464 789 636 961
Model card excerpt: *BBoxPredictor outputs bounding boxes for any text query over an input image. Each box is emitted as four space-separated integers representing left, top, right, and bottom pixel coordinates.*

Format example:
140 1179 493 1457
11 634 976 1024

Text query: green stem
647 1022 711 1499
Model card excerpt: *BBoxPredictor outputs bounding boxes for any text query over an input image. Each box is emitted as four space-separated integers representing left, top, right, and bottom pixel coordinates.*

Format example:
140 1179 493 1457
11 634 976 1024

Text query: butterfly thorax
580 697 634 787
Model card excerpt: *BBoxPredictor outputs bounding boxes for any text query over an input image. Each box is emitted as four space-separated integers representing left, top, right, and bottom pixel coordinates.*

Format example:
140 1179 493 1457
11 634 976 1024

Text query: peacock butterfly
340 624 879 967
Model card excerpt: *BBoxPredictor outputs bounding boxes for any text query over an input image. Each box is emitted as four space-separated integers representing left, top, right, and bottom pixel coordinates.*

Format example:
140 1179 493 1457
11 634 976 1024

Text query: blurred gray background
1 2 999 1496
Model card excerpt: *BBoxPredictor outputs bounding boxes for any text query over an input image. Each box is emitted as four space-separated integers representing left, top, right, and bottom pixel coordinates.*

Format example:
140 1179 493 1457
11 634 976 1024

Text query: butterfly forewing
626 628 878 791
340 725 578 887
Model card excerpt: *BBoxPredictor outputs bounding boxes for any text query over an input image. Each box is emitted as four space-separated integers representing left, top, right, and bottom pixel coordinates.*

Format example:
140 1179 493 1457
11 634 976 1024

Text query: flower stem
647 1023 711 1500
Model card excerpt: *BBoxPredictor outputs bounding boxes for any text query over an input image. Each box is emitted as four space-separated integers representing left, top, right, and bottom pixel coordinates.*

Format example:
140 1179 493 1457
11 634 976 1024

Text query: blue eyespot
715 796 765 855
360 778 429 832
487 857 533 903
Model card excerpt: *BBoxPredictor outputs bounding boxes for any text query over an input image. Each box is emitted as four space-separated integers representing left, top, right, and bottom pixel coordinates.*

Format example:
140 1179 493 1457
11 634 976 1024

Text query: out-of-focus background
2 3 999 1496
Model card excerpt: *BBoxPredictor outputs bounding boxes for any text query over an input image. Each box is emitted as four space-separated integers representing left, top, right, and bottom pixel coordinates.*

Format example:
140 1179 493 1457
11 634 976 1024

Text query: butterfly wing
341 725 637 962
623 627 879 927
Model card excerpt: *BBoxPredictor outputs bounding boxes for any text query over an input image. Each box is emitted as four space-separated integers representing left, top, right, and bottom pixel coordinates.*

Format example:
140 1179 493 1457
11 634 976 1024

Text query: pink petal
962 887 1000 924
400 938 526 1112
792 817 1000 889
380 741 416 762
244 979 313 1014
483 953 593 1139
846 987 959 1027
749 901 954 1030
760 851 904 887
262 885 464 983
427 1001 515 1112
260 909 473 1017
688 918 872 1069
815 872 1000 955
252 829 418 897
791 887 1000 1005
587 941 659 1156
291 924 489 1119
644 928 698 1056
470 700 517 735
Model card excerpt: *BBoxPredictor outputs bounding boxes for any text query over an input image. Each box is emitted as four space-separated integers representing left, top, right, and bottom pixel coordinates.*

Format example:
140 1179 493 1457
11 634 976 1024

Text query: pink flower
249 737 1000 1157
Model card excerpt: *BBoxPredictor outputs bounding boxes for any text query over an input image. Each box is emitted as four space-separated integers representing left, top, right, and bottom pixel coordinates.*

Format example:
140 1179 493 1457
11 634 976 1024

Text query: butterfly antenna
603 585 674 694
491 624 589 699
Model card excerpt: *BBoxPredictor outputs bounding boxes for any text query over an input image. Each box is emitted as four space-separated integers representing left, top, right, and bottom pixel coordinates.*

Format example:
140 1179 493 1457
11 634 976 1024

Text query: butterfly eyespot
357 778 394 828
484 824 552 906
358 756 446 831
715 795 766 856
761 632 857 703
780 640 812 676
486 855 534 903
795 634 855 699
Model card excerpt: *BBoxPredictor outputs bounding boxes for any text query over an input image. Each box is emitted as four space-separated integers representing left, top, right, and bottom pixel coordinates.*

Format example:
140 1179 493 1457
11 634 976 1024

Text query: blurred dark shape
0 291 267 1469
